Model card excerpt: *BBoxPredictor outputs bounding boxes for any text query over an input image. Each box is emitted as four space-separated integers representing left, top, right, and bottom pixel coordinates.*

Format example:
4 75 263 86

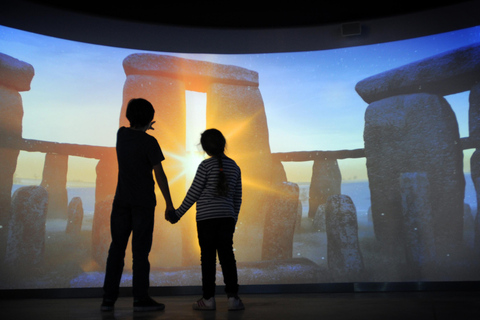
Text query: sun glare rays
160 90 207 189
221 109 266 143
163 150 206 187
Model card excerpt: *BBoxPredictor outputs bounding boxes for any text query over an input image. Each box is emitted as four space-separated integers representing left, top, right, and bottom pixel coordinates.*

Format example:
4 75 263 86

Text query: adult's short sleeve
147 136 165 167
115 127 165 207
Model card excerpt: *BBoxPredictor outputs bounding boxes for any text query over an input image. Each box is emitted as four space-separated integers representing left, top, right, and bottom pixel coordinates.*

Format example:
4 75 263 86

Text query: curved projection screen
0 22 479 290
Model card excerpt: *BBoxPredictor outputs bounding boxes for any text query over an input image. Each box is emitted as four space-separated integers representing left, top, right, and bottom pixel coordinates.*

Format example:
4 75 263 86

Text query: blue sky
1 24 479 183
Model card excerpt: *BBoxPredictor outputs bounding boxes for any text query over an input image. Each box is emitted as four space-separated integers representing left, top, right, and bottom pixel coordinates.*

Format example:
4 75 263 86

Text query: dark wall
1 0 479 54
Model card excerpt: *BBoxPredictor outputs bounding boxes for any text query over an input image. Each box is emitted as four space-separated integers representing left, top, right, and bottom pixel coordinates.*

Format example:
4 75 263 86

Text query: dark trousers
103 200 154 301
197 217 239 299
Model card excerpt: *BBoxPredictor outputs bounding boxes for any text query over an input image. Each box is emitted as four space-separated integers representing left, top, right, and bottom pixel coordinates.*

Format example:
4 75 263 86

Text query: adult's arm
153 162 174 211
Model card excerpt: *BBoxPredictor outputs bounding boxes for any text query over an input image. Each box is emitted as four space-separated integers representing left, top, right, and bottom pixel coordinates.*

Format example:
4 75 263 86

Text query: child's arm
153 163 174 211
175 162 207 220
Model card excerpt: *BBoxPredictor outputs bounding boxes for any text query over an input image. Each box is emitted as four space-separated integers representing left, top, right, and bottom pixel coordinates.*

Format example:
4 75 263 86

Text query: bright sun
165 150 206 188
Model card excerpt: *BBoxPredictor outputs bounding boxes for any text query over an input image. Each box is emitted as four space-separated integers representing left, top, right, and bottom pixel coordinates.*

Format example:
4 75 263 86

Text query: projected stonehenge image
0 31 479 290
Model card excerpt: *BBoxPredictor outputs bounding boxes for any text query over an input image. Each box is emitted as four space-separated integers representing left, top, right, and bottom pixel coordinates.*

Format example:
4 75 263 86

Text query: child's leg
216 218 239 297
103 200 133 301
131 206 155 299
197 220 217 299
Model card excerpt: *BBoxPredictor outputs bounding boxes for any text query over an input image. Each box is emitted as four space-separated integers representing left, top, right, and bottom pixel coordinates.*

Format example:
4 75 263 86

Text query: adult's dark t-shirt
114 127 165 208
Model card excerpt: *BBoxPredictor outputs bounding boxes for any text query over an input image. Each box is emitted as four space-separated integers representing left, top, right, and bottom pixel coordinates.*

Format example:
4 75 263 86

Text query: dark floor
1 291 480 320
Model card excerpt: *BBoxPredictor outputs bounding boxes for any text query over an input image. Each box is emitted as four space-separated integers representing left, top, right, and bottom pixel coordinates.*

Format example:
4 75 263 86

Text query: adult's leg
216 218 239 297
131 206 155 299
197 220 217 299
103 201 132 301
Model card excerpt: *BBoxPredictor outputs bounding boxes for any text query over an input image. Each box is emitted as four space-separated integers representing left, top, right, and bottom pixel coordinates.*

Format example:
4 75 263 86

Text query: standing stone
94 152 117 264
469 83 480 254
5 186 48 268
41 153 68 219
0 87 22 262
308 159 341 219
262 182 299 260
92 196 113 268
400 172 436 276
121 53 274 265
475 208 480 255
271 159 304 233
295 199 303 233
66 197 83 235
358 44 479 251
463 203 474 248
0 53 34 261
313 204 326 232
270 159 288 184
326 194 364 281
471 150 480 255
95 151 117 208
468 83 480 143
207 82 273 262
0 53 35 92
364 93 465 248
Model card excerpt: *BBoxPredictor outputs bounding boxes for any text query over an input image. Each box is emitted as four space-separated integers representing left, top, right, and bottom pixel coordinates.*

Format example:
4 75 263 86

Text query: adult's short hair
126 98 154 128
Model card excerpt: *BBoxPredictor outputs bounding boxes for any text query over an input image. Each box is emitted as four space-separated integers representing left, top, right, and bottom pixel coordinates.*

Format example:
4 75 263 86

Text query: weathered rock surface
469 83 480 143
308 159 341 219
5 186 48 268
356 43 480 104
0 53 34 92
0 54 32 261
66 197 84 235
262 182 299 260
95 153 117 207
471 150 480 254
326 194 364 281
364 93 465 247
92 196 113 268
41 153 68 219
463 203 474 248
123 53 258 91
400 172 436 276
475 209 480 255
313 204 326 232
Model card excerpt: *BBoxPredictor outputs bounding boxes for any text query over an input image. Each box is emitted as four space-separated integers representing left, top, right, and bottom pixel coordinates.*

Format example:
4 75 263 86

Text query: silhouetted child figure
101 98 174 312
167 128 244 311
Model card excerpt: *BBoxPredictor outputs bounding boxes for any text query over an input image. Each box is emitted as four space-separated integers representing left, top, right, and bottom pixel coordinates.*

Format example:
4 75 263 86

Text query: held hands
165 208 180 224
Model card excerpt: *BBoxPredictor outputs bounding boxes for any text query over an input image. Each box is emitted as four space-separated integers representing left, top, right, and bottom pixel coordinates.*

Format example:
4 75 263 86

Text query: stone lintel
123 53 259 90
0 136 115 160
0 53 34 92
356 43 480 104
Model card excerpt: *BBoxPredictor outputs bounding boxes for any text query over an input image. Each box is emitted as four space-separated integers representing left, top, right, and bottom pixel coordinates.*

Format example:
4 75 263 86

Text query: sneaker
228 297 245 311
133 296 165 312
192 297 216 310
100 299 115 312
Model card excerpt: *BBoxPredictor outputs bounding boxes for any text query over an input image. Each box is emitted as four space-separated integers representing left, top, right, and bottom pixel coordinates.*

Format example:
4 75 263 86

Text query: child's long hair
200 129 229 197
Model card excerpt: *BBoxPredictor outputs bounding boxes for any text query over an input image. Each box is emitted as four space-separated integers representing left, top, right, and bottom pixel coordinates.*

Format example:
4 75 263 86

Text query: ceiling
24 0 474 29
